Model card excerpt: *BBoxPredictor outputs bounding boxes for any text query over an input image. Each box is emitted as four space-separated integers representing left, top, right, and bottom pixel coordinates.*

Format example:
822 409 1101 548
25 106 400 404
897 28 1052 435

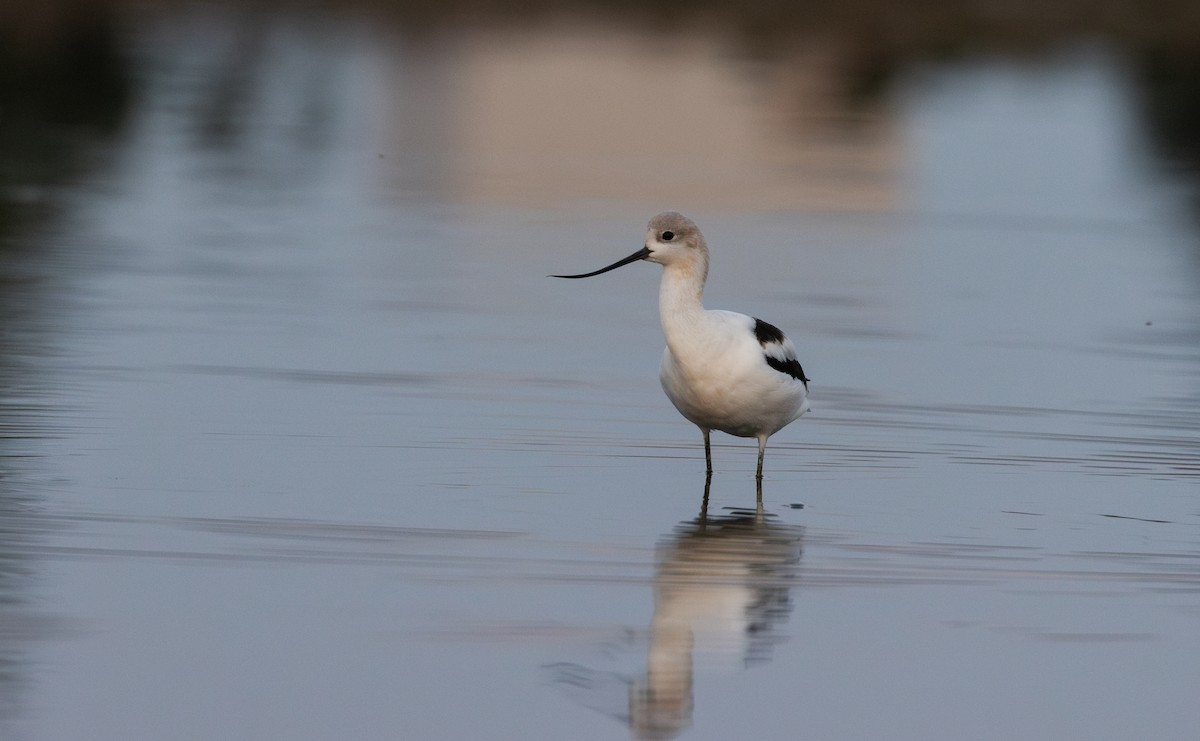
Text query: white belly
659 345 808 439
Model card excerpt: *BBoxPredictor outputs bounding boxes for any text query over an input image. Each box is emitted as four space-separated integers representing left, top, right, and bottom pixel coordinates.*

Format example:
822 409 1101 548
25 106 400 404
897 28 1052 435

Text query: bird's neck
658 263 707 339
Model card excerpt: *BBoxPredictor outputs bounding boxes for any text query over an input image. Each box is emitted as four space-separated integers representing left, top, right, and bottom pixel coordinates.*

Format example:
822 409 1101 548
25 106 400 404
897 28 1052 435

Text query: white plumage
555 212 810 479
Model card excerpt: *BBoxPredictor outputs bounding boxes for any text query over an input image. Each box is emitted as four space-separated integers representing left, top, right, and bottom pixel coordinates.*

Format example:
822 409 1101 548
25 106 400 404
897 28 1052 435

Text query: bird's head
552 211 708 281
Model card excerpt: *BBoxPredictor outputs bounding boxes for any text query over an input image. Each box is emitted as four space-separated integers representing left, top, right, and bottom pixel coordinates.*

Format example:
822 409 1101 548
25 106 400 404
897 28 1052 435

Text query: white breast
658 311 808 438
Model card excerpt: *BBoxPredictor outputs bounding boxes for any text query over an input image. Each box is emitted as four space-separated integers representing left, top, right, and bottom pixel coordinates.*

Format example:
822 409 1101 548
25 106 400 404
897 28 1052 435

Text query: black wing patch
754 318 810 389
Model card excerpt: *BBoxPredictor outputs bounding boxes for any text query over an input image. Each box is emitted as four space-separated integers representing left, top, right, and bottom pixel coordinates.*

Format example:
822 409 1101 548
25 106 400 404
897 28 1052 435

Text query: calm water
1 4 1198 741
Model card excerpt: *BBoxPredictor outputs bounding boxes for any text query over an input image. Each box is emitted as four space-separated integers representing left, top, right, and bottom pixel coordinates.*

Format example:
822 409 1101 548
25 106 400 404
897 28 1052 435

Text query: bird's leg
702 429 712 475
755 435 767 482
699 472 712 527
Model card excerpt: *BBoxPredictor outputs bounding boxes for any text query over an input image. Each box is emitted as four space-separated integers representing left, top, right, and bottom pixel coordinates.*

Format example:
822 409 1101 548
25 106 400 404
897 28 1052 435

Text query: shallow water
1 4 1198 741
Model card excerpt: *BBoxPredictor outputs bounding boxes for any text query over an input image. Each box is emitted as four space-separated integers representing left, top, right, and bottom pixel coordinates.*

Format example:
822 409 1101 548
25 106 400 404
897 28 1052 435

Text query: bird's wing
752 317 810 387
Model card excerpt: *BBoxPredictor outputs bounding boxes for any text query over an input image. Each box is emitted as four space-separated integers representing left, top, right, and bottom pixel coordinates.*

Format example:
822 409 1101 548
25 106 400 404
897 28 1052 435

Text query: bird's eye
661 231 675 241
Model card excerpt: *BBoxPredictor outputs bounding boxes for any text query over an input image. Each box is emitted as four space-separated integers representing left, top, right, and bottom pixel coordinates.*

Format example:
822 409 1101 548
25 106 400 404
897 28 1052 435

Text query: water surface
1 4 1198 740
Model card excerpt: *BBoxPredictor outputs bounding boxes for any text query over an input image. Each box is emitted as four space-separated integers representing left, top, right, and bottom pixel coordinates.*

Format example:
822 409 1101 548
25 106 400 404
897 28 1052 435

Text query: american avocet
554 212 810 479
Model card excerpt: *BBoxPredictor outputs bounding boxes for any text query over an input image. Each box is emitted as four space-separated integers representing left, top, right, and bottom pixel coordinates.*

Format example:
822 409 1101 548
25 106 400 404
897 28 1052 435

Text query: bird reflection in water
548 477 803 740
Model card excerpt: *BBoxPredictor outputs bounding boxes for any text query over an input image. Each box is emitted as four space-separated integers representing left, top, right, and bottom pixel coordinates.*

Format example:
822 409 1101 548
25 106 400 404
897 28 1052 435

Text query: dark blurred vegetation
0 3 130 228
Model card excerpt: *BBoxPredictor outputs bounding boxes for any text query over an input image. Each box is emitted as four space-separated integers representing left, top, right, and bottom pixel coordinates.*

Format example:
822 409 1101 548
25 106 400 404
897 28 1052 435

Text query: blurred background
1 2 1198 740
4 0 1200 214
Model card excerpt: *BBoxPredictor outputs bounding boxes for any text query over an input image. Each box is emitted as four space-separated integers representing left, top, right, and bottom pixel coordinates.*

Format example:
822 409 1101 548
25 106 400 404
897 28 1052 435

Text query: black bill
551 246 652 279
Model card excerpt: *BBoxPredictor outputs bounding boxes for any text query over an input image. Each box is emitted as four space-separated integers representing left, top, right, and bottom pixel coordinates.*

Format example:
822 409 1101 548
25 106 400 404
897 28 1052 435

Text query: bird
553 212 809 480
